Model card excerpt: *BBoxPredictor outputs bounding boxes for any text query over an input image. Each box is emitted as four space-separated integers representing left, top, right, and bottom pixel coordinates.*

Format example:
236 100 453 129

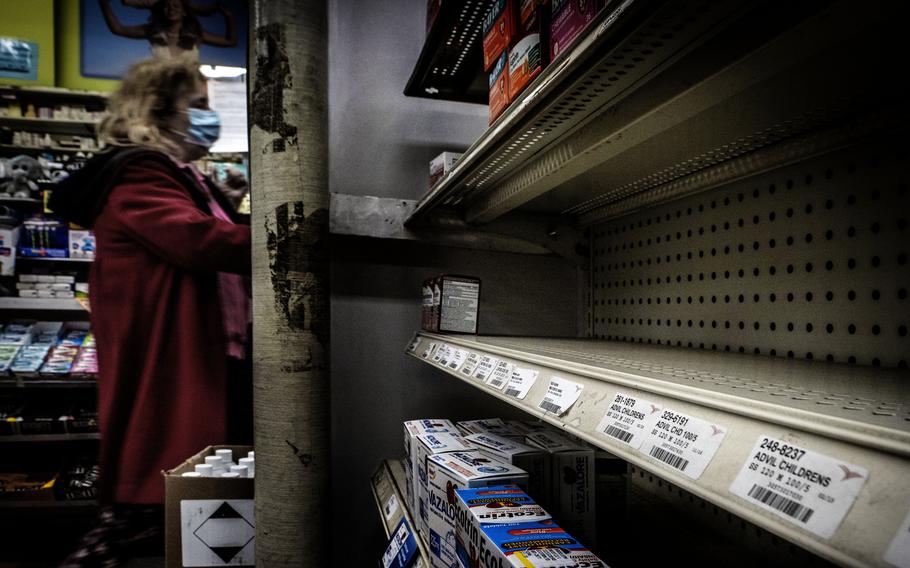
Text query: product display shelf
0 116 99 135
371 459 431 567
0 143 99 155
0 433 99 443
0 85 108 102
0 378 96 389
0 298 87 312
18 256 94 263
407 0 904 226
0 196 41 206
406 331 910 568
403 0 493 104
0 499 98 515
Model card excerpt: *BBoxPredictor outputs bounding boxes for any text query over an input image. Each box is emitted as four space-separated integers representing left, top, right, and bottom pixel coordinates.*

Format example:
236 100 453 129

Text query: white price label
445 349 468 371
730 436 868 539
384 494 399 521
406 337 420 353
437 345 454 367
504 367 538 400
886 505 910 567
639 408 727 480
421 342 437 359
596 392 662 450
473 356 500 381
486 361 514 390
459 352 480 377
537 376 584 416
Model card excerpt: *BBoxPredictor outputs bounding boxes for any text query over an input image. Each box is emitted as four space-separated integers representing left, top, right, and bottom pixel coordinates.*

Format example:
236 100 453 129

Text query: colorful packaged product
403 419 459 515
438 275 481 334
457 418 523 439
483 0 516 72
466 432 550 505
412 431 476 539
489 51 511 124
508 32 544 100
550 0 604 60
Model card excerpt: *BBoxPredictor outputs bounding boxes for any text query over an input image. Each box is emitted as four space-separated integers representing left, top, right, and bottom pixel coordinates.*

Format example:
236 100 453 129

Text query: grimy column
248 0 329 564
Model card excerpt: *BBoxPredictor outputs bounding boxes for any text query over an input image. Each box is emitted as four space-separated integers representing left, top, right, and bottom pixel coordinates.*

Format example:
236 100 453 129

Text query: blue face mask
185 108 221 148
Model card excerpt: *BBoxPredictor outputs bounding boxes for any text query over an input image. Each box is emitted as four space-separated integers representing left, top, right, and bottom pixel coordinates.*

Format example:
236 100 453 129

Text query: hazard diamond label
181 499 255 566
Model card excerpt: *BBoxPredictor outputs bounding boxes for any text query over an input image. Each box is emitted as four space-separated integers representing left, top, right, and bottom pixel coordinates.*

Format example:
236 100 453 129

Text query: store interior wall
328 0 581 561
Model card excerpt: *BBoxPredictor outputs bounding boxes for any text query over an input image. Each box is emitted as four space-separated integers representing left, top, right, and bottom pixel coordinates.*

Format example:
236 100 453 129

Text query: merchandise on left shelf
0 87 101 509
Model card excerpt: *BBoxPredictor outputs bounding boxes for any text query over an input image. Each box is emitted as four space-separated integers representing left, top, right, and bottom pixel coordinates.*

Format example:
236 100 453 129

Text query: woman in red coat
51 56 251 566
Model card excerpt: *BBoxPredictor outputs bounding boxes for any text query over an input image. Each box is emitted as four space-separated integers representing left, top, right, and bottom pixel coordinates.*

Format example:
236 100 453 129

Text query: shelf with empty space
407 331 910 567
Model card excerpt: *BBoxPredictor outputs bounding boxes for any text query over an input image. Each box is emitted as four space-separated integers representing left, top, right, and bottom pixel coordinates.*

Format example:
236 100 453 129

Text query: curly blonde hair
99 55 206 154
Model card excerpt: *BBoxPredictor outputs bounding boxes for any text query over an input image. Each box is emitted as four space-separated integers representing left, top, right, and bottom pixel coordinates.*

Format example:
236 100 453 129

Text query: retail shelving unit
403 0 908 566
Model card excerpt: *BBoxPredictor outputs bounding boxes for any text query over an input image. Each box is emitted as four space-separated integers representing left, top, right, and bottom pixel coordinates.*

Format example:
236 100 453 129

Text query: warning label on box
729 435 868 539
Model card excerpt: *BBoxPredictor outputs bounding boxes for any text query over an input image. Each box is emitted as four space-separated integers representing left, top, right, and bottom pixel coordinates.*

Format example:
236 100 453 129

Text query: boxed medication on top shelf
509 0 550 101
454 485 606 568
425 450 528 567
525 429 596 546
68 228 95 259
550 0 605 60
489 50 511 124
438 274 481 334
465 432 550 505
18 215 68 258
0 223 20 276
412 432 476 539
404 419 459 509
483 0 516 72
428 151 462 189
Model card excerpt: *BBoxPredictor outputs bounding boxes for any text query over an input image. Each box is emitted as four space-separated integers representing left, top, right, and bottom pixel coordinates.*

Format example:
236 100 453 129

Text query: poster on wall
0 38 38 80
80 0 248 79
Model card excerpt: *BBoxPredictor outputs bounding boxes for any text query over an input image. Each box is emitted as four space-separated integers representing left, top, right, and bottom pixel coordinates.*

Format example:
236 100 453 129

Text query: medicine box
429 151 462 188
526 430 596 545
403 419 458 513
456 418 522 439
0 225 20 276
164 445 254 568
482 0 515 72
425 451 527 567
550 0 604 60
465 432 550 506
412 432 475 539
438 274 481 334
489 51 511 124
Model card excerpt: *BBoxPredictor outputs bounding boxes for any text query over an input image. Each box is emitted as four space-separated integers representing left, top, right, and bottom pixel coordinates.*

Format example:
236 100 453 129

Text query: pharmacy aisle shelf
17 256 94 263
406 332 910 568
0 378 96 389
0 116 98 135
371 459 431 568
408 0 906 226
0 433 99 443
0 298 87 312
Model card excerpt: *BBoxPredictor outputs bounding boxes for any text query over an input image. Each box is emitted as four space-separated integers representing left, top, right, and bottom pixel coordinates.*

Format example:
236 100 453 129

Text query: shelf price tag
485 361 514 390
459 352 481 378
595 392 661 450
730 435 868 539
445 349 468 372
885 506 910 568
537 376 583 416
432 344 449 364
638 407 727 480
473 355 500 381
437 345 455 367
421 342 437 359
504 367 538 400
384 494 399 521
406 337 421 354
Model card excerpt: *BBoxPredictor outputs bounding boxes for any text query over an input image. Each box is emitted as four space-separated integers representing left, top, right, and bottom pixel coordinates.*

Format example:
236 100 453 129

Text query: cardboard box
404 419 458 513
465 432 550 506
421 279 434 331
426 451 527 567
438 275 481 334
550 0 604 60
526 430 596 546
431 278 442 332
505 419 555 437
489 51 511 124
412 432 476 539
429 151 462 188
164 445 254 568
482 0 516 72
68 229 96 259
0 226 20 276
510 0 550 100
457 517 606 567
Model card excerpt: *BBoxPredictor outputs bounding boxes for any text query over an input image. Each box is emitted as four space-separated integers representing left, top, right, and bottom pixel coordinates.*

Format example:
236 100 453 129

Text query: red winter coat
88 156 251 504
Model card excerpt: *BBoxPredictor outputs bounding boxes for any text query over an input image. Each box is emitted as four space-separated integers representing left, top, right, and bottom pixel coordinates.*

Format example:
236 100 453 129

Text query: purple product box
550 0 605 60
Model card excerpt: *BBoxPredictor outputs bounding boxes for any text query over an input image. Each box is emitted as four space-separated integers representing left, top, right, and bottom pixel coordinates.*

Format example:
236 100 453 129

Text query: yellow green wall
55 0 118 92
0 0 55 87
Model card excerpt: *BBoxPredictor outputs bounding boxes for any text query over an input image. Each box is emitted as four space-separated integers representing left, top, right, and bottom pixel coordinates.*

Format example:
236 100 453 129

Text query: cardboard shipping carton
164 445 254 568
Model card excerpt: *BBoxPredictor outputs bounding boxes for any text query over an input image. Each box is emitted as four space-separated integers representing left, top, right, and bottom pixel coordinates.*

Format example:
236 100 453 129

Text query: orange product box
488 50 511 124
482 0 516 72
508 31 544 101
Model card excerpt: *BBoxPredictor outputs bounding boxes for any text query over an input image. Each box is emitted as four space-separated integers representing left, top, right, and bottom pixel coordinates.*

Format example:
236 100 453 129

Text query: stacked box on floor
425 451 527 567
454 485 607 567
